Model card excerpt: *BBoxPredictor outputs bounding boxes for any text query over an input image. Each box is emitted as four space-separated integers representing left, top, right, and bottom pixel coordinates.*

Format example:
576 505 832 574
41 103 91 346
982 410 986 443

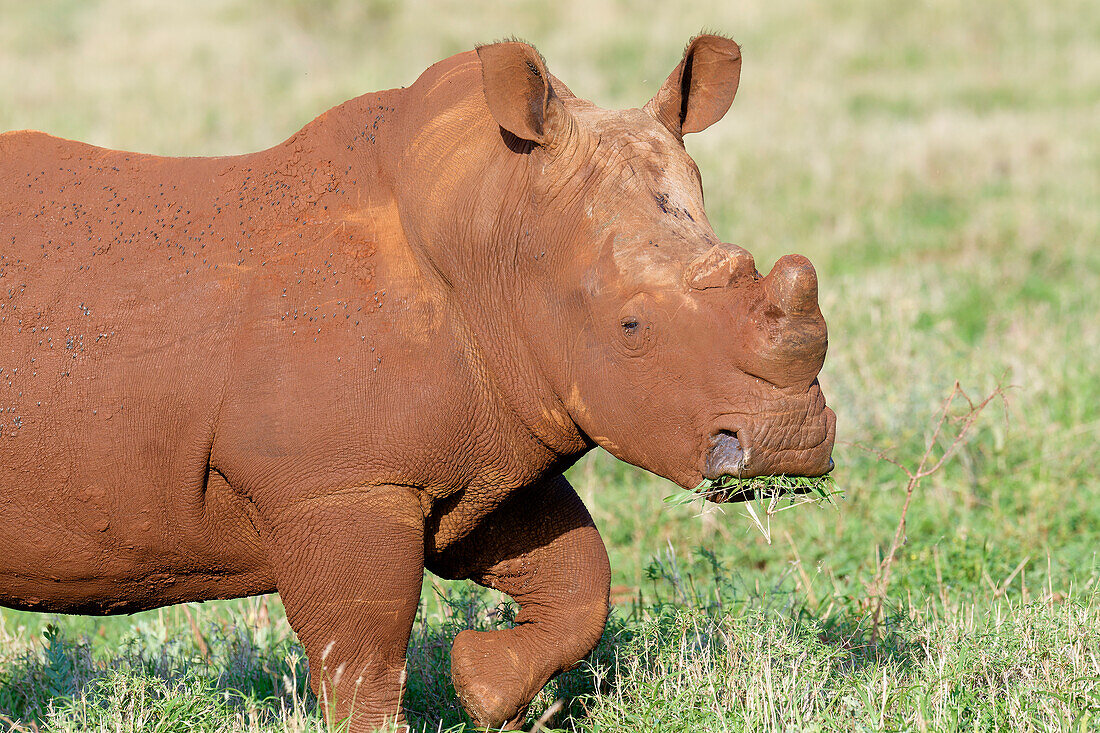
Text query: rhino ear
477 41 566 146
644 34 742 137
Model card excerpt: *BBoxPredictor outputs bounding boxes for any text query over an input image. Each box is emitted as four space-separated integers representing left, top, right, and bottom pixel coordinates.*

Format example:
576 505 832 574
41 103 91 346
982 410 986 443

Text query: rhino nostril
704 430 746 480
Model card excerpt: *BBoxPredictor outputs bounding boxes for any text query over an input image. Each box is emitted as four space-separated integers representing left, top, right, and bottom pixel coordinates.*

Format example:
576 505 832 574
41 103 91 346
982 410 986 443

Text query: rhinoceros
0 35 834 729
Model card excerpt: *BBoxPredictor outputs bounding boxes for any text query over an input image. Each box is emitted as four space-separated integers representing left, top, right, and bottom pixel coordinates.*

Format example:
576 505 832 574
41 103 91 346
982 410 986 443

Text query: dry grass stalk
860 380 1008 639
180 604 210 660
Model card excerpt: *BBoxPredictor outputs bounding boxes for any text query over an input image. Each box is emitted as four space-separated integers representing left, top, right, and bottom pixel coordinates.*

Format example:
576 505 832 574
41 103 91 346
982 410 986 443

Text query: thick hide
0 35 834 730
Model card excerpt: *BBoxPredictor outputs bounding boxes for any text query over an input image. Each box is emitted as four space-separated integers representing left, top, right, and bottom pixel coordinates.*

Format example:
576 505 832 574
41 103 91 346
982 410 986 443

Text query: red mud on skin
0 34 834 733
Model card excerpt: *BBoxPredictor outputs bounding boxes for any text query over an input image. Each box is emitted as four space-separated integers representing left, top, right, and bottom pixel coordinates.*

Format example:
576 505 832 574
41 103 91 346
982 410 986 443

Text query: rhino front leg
428 474 611 729
264 485 424 732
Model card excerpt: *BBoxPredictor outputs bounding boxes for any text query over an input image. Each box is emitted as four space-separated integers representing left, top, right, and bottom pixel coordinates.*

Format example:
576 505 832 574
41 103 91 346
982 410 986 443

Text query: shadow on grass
0 615 315 730
0 572 928 733
407 551 929 731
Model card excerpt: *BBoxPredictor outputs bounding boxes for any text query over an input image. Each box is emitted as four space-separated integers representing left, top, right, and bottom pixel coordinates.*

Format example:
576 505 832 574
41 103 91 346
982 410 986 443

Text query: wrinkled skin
0 36 834 730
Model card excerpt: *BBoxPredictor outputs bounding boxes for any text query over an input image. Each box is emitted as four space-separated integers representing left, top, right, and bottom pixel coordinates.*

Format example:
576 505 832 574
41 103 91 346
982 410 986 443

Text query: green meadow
2 0 1098 730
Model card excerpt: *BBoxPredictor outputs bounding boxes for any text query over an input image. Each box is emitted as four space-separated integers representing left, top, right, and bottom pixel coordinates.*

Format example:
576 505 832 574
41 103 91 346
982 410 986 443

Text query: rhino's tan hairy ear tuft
477 41 566 145
645 34 742 137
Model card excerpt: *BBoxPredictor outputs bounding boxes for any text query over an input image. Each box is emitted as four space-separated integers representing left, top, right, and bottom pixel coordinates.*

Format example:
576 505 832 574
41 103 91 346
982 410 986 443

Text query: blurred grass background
2 0 1099 730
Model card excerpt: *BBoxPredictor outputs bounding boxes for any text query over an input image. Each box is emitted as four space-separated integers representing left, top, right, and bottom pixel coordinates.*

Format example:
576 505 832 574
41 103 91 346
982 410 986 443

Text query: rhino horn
684 243 756 290
753 254 827 388
763 254 820 317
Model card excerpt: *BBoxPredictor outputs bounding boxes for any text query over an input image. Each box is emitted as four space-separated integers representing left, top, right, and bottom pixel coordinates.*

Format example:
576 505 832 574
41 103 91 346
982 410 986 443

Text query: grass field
2 0 1099 730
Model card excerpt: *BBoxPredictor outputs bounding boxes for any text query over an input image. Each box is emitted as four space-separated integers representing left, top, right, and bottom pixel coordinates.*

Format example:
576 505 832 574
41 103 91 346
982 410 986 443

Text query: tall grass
3 564 1097 731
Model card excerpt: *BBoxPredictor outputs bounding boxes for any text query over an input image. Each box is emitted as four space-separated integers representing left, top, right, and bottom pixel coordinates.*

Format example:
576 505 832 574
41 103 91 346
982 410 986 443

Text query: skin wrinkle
0 36 833 731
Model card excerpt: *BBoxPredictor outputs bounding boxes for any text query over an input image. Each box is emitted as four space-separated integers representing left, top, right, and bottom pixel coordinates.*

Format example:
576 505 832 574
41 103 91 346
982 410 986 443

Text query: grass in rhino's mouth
666 474 840 544
693 473 837 504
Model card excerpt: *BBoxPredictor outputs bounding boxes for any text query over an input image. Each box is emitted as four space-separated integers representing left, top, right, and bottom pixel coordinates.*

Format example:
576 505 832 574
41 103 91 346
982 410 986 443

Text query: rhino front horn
764 254 819 316
684 243 756 290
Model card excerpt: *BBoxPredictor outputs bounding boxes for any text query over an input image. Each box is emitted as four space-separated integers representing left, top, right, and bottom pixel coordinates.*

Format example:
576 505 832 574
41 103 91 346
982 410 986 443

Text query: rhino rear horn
645 35 742 137
684 243 756 290
477 41 568 146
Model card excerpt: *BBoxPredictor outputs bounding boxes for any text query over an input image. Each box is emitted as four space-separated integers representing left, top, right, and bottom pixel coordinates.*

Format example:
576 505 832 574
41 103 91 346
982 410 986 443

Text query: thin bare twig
848 381 1007 639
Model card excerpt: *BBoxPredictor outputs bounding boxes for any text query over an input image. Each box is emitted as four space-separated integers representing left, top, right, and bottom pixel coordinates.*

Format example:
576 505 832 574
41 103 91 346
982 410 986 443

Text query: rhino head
467 36 836 493
399 35 835 495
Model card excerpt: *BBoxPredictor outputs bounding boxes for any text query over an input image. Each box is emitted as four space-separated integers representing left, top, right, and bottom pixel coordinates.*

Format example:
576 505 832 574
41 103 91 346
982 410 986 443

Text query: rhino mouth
701 407 836 483
699 429 835 503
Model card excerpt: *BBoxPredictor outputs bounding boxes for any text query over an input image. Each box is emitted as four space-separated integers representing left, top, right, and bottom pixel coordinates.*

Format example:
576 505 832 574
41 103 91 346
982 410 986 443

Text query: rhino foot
451 628 531 729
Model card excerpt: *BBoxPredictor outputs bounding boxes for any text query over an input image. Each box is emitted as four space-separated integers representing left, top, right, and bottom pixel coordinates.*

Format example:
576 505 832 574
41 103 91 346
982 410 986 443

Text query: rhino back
0 97 524 612
0 130 289 608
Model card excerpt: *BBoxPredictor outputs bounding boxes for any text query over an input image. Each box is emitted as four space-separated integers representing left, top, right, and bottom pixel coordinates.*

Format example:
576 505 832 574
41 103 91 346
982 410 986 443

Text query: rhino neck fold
349 54 595 479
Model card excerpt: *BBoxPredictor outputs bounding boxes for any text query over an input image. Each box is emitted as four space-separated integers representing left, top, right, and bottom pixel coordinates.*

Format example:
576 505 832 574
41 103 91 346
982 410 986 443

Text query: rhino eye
617 294 655 354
